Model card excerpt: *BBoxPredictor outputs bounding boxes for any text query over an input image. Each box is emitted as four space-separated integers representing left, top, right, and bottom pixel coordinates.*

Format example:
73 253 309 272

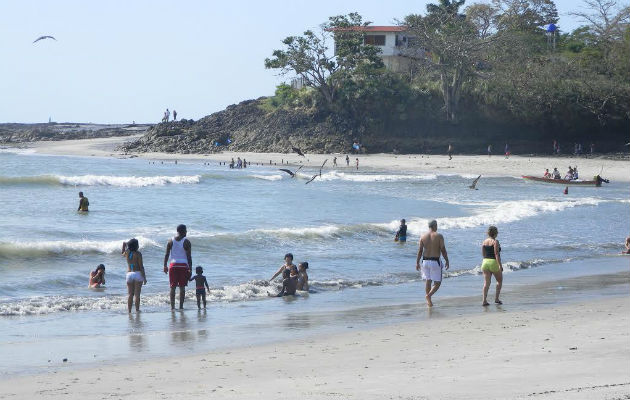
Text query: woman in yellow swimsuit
481 225 503 306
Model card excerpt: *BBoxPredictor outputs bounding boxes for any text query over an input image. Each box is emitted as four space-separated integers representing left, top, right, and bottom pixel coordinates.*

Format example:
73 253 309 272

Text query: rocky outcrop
0 123 150 143
121 99 357 154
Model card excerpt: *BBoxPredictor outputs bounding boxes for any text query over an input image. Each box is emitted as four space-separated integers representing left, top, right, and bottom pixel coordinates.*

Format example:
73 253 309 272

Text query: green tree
264 13 384 107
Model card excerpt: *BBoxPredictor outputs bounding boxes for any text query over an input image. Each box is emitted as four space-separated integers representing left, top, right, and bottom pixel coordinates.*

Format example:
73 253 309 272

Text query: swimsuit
481 243 501 273
126 251 144 283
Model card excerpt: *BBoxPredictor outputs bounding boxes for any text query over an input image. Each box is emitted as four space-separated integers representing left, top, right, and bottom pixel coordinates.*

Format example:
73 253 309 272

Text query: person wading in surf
163 224 192 310
78 192 89 212
416 220 449 307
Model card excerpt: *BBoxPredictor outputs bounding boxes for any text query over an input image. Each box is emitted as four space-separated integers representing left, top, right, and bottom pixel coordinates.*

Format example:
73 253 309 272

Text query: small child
297 262 309 291
189 266 210 309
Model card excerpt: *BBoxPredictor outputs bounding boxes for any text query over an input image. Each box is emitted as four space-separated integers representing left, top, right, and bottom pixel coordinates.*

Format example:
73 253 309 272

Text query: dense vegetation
264 0 630 153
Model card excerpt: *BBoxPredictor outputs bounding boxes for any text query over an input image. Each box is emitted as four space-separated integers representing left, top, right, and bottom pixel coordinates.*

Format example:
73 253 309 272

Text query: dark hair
299 262 309 269
177 224 187 234
127 238 139 251
79 192 83 196
487 226 498 238
284 253 293 261
93 264 105 276
282 269 291 278
401 219 406 224
195 266 203 274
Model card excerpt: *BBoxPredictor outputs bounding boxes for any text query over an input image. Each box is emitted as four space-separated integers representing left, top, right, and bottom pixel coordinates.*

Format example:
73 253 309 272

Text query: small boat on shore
522 176 603 186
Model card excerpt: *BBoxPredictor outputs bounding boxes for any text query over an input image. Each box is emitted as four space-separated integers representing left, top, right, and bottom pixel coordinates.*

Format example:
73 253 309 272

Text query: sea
0 148 628 375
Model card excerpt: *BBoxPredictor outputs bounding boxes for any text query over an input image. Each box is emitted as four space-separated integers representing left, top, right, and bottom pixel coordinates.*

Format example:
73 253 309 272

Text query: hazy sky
0 0 599 123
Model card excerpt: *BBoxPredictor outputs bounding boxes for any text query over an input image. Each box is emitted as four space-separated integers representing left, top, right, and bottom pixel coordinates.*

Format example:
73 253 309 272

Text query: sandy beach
26 136 630 183
1 296 628 399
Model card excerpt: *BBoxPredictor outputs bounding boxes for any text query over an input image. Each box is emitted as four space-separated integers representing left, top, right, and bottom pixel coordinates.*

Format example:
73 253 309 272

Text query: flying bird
292 146 305 157
306 159 328 185
469 175 481 190
278 165 303 178
33 35 56 44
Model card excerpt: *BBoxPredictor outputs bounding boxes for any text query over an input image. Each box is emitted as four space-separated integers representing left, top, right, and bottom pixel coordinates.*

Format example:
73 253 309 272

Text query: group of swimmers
229 157 247 169
543 166 579 180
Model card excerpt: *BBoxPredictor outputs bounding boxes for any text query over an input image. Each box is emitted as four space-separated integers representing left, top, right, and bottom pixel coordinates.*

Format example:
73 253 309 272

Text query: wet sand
1 294 628 399
26 136 630 183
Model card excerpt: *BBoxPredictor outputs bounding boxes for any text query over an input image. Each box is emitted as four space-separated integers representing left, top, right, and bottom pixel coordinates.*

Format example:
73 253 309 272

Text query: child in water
297 262 309 291
189 266 210 309
268 269 297 297
88 264 106 288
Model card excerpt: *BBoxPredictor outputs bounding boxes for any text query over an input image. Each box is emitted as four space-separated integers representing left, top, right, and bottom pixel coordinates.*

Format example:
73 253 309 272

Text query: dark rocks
0 123 151 143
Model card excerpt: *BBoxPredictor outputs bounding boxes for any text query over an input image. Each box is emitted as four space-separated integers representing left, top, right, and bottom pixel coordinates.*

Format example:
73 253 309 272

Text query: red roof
329 26 407 32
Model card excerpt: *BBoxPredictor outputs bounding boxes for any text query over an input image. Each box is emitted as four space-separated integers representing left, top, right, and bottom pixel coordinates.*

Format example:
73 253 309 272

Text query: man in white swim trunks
416 219 450 307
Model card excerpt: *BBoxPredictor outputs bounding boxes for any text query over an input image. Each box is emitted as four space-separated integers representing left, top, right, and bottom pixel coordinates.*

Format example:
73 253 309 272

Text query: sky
0 0 602 124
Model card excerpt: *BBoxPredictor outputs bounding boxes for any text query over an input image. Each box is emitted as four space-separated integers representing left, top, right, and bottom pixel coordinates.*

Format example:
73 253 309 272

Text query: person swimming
395 219 407 242
297 262 309 291
189 266 210 309
88 264 105 288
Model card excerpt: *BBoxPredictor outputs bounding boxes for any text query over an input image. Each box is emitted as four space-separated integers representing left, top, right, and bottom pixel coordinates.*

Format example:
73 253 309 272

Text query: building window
364 35 386 46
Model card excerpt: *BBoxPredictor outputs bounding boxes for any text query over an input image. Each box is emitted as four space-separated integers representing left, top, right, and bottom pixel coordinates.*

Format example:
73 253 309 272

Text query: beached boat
522 175 602 186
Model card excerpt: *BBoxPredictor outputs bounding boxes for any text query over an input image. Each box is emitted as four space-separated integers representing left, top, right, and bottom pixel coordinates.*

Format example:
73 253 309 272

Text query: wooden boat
522 176 602 186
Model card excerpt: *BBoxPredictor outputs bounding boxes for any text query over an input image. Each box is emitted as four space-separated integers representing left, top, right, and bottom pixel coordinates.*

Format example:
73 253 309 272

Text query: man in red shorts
163 224 192 309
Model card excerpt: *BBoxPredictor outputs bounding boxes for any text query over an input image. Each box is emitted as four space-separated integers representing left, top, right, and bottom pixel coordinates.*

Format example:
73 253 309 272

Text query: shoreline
2 294 628 399
7 135 628 182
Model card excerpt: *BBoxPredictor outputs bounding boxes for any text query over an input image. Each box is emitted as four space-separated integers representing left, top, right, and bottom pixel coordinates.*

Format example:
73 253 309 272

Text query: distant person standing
487 144 492 157
553 140 557 155
123 239 147 313
173 110 177 121
590 143 595 156
346 155 350 167
415 220 449 307
165 108 170 122
447 143 453 160
333 157 337 167
163 224 192 310
355 158 359 170
78 192 89 212
504 143 510 159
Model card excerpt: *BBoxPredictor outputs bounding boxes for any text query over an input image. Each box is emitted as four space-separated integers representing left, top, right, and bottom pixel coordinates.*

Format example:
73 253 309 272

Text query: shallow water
0 149 628 374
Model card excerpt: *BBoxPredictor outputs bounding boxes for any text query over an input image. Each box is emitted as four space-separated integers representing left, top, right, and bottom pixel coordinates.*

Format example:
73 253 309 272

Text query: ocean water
0 149 628 374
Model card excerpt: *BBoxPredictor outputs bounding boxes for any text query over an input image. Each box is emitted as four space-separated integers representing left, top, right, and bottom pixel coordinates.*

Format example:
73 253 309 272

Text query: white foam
318 171 437 182
250 174 283 181
0 236 158 256
56 174 201 187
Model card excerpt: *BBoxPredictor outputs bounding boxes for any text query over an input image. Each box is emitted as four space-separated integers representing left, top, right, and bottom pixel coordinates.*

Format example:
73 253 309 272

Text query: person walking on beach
346 155 350 167
447 143 453 160
123 239 147 313
164 224 192 310
77 192 89 212
416 220 449 307
333 157 337 167
355 158 359 170
481 226 503 306
487 144 492 157
504 143 510 158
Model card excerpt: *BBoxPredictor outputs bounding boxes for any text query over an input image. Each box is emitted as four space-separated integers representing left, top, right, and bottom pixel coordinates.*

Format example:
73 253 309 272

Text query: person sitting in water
395 219 408 242
297 262 309 291
624 236 630 254
269 253 296 281
269 269 297 297
189 266 210 309
89 264 106 288
543 169 551 178
552 168 561 179
78 191 89 212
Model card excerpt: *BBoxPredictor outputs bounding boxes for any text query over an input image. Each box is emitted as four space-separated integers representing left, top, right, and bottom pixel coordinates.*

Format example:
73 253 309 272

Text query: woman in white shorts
122 238 147 313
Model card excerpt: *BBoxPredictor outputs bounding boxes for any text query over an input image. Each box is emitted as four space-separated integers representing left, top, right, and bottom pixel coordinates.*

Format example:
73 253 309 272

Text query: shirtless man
415 220 450 307
163 224 192 310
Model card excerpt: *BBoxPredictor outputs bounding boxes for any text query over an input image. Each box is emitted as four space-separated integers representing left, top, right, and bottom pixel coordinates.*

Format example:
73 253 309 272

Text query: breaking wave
0 174 202 187
0 237 158 257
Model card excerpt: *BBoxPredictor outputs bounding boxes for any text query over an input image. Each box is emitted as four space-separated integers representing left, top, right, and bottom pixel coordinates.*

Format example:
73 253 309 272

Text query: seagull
306 159 328 184
278 165 303 178
33 35 56 44
292 146 305 157
469 175 481 190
